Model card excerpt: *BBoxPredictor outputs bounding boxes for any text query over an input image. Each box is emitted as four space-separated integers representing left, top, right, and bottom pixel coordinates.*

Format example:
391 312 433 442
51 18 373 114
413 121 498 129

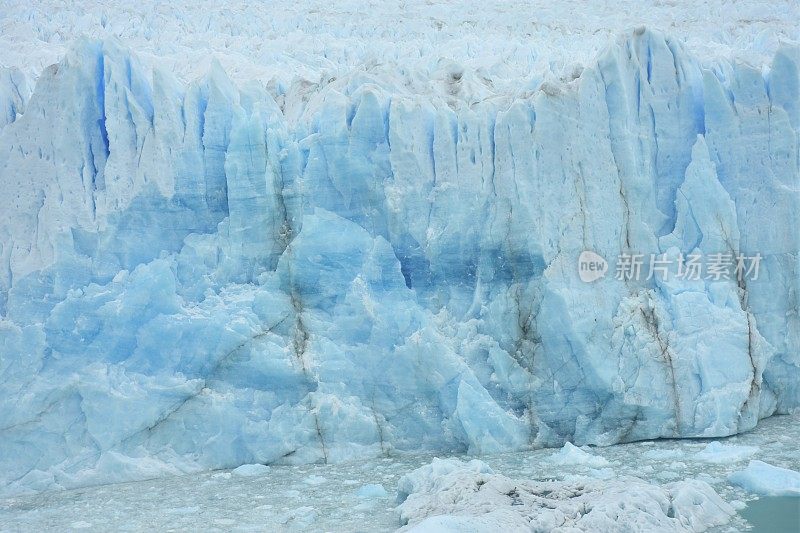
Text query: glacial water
0 414 797 532
739 495 800 533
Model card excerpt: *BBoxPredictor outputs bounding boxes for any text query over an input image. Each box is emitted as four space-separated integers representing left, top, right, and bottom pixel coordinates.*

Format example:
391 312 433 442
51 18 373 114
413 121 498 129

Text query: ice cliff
0 28 798 494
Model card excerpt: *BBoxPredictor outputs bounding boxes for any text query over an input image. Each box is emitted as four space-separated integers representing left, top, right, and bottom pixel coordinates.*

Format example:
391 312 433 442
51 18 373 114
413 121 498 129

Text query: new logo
578 251 608 282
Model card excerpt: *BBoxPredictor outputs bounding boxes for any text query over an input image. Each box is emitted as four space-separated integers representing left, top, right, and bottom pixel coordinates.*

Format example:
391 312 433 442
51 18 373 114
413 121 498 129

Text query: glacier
0 24 798 496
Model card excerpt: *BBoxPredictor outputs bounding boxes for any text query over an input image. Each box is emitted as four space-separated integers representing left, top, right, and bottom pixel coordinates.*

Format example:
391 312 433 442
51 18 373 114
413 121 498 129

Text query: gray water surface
1 414 798 532
739 496 800 533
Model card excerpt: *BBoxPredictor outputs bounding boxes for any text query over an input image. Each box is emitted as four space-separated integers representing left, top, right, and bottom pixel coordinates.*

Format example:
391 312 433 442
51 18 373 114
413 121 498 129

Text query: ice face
0 27 798 495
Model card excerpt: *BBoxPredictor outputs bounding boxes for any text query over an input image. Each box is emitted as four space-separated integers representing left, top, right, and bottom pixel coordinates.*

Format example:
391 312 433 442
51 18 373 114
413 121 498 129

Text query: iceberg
231 463 271 477
395 458 735 532
0 22 798 496
729 460 800 496
547 442 610 467
693 442 759 464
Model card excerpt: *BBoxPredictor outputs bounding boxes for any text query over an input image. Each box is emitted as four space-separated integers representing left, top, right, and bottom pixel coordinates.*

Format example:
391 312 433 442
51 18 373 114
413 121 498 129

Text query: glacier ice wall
0 30 798 494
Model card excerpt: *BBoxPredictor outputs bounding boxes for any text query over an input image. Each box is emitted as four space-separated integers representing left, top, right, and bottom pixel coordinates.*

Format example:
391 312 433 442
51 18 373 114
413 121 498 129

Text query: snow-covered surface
396 458 733 532
0 414 797 532
729 460 800 497
1 0 799 497
1 0 797 91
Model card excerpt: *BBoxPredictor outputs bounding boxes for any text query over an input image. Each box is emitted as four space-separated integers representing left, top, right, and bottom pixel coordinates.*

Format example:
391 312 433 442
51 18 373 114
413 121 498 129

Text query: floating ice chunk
231 464 271 477
404 513 527 532
696 473 723 485
694 442 759 463
656 470 680 481
279 506 317 526
548 442 610 467
356 483 388 498
728 461 800 496
589 468 616 480
729 500 747 511
397 458 734 532
643 449 685 460
302 474 327 486
396 458 494 505
169 506 200 515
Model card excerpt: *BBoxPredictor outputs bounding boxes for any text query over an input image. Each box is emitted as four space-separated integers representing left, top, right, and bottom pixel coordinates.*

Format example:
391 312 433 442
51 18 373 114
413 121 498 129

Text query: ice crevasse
0 28 798 494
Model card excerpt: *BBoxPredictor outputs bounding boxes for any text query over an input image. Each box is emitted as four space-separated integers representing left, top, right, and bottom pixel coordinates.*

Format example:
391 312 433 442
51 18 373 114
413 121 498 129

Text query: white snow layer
0 0 798 498
396 458 734 532
1 0 797 90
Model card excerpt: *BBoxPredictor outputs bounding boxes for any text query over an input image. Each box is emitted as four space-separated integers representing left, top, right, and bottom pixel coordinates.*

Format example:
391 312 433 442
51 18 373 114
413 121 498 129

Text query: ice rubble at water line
395 458 735 532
